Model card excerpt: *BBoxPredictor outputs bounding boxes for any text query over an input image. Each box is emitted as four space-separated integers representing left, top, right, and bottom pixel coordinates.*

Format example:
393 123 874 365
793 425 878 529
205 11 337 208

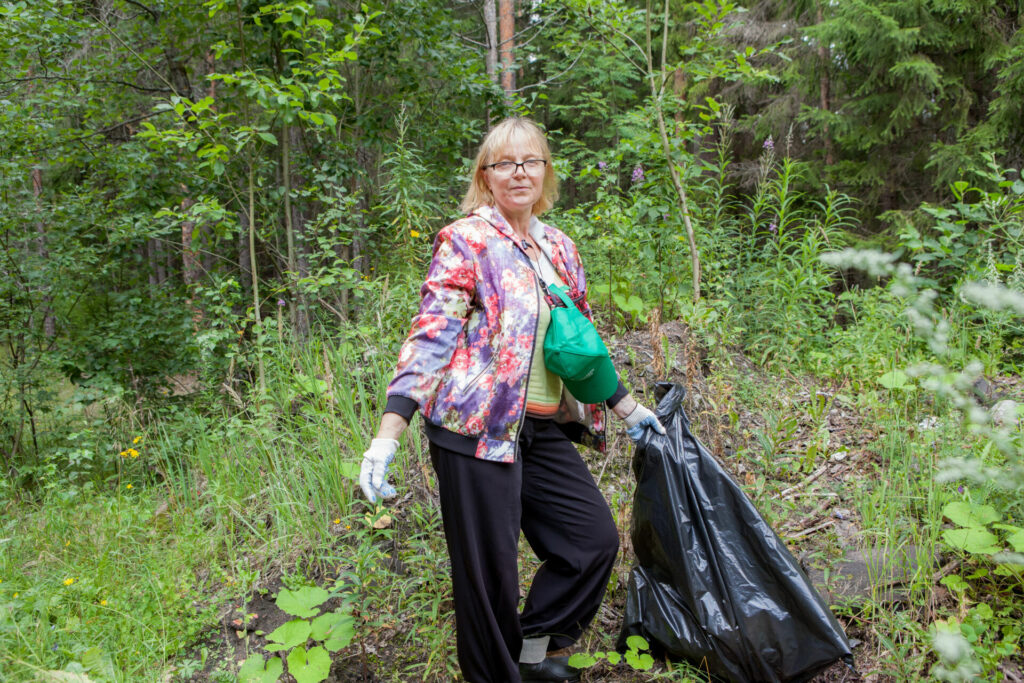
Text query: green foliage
241 583 354 683
567 634 654 672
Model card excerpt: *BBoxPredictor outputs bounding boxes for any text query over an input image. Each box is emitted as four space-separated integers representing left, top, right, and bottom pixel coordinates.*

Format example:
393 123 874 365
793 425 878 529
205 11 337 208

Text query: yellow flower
13 592 18 598
127 448 139 458
133 436 142 445
64 578 75 586
126 484 133 490
65 540 70 547
410 229 420 238
100 599 107 606
333 518 341 524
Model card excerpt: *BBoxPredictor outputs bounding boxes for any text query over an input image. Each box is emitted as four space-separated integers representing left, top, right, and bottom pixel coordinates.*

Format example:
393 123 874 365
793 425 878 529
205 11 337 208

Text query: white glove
624 404 666 441
359 439 399 503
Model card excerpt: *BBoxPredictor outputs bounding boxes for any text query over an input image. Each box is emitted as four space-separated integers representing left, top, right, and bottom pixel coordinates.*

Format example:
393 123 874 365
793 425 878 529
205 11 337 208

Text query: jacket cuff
384 395 419 422
605 380 628 409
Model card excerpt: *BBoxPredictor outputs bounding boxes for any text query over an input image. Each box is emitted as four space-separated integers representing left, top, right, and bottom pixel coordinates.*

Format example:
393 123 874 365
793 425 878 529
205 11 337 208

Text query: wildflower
65 540 70 546
100 599 107 606
64 578 75 586
126 484 133 490
597 161 607 170
768 222 778 235
277 299 286 307
333 518 341 524
410 229 420 238
133 436 142 445
958 485 965 494
13 592 18 598
631 164 645 183
345 524 351 530
763 136 774 151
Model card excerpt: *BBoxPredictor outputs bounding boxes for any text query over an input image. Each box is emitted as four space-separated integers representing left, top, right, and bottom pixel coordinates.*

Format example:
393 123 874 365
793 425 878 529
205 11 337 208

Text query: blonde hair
460 117 559 215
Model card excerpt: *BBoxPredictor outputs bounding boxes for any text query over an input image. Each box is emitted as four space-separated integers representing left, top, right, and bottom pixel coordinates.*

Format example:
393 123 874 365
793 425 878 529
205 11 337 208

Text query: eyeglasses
483 159 548 177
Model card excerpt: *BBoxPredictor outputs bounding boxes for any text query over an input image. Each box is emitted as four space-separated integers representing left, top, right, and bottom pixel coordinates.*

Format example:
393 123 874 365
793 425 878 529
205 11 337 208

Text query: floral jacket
386 206 608 463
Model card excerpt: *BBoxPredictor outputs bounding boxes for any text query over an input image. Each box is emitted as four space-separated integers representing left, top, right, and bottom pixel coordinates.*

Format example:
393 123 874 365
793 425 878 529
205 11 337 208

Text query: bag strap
547 283 575 310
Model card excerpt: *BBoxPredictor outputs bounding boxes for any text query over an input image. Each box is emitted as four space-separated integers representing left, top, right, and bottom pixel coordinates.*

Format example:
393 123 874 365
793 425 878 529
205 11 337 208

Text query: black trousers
429 417 620 683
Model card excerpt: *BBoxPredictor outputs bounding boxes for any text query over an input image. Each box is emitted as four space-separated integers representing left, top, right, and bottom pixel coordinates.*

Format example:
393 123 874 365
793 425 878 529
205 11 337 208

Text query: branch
1 75 173 94
22 109 170 157
121 0 160 22
513 50 585 92
576 8 647 76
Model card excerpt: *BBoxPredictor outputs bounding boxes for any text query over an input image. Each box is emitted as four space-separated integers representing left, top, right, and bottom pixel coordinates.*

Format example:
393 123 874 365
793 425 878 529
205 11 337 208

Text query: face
483 139 546 219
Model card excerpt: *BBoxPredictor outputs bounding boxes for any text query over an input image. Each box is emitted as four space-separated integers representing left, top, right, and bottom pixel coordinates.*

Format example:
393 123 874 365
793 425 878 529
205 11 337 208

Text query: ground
183 318 1020 682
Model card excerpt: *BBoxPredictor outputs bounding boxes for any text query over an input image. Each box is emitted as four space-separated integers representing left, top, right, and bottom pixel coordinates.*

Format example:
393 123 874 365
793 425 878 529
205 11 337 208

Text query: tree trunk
282 121 309 338
817 3 834 166
180 195 203 326
31 167 55 338
499 0 515 100
238 210 251 306
484 0 499 85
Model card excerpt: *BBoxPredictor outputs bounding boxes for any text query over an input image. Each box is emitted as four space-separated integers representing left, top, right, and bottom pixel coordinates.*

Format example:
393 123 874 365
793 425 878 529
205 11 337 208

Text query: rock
991 399 1020 428
805 545 937 605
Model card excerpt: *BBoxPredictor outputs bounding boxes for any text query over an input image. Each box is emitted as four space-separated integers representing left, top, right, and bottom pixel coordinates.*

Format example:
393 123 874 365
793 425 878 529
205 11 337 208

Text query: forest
2 0 1023 680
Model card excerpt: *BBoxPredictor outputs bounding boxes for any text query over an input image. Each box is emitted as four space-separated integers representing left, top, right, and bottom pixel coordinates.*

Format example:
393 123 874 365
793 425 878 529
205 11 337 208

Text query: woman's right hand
360 439 399 503
359 412 410 503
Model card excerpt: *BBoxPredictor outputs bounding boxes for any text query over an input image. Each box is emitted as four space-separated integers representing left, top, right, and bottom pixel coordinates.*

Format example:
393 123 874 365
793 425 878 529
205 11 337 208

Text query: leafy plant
567 634 654 672
238 585 354 683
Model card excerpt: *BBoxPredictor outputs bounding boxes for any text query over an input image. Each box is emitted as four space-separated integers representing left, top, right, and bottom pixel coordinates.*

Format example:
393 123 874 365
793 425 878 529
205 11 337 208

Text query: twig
780 462 829 499
1 75 173 94
787 519 834 539
513 50 585 92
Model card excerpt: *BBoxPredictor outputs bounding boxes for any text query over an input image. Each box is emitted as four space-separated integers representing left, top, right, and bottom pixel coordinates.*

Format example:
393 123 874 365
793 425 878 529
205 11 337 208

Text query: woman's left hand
613 396 666 441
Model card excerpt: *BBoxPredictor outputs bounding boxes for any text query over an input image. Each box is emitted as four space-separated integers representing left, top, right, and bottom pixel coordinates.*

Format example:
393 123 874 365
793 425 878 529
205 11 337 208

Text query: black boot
518 655 581 682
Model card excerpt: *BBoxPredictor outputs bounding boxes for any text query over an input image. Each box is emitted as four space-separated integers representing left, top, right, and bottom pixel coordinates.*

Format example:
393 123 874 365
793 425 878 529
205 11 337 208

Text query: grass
2 301 1022 682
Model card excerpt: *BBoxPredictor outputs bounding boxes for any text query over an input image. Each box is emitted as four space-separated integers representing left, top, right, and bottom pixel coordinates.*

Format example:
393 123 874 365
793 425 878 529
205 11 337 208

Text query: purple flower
597 161 607 170
631 164 645 183
763 136 774 151
768 222 778 234
277 299 286 307
958 485 965 494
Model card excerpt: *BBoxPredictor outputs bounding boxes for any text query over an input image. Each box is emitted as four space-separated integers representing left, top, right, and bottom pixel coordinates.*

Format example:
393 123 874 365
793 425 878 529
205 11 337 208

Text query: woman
360 117 664 683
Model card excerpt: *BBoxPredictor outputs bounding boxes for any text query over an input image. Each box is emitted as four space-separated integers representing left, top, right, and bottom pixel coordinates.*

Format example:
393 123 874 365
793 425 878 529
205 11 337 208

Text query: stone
805 545 937 605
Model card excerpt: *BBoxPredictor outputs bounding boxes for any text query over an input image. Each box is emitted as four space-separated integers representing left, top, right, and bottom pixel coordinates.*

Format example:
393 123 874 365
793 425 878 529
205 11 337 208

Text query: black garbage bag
618 383 853 682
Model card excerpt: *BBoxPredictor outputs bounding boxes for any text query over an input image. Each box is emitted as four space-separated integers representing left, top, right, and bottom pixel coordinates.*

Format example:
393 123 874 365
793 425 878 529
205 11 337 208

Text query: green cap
543 284 619 404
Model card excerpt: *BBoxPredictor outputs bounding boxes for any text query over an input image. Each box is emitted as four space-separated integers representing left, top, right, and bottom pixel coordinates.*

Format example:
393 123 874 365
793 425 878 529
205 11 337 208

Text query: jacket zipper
512 267 542 461
464 355 496 392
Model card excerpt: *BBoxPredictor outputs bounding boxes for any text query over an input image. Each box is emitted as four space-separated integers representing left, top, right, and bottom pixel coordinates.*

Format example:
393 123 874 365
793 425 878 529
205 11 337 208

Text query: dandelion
410 229 420 238
64 578 75 586
597 161 607 170
763 136 774 151
631 164 645 183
